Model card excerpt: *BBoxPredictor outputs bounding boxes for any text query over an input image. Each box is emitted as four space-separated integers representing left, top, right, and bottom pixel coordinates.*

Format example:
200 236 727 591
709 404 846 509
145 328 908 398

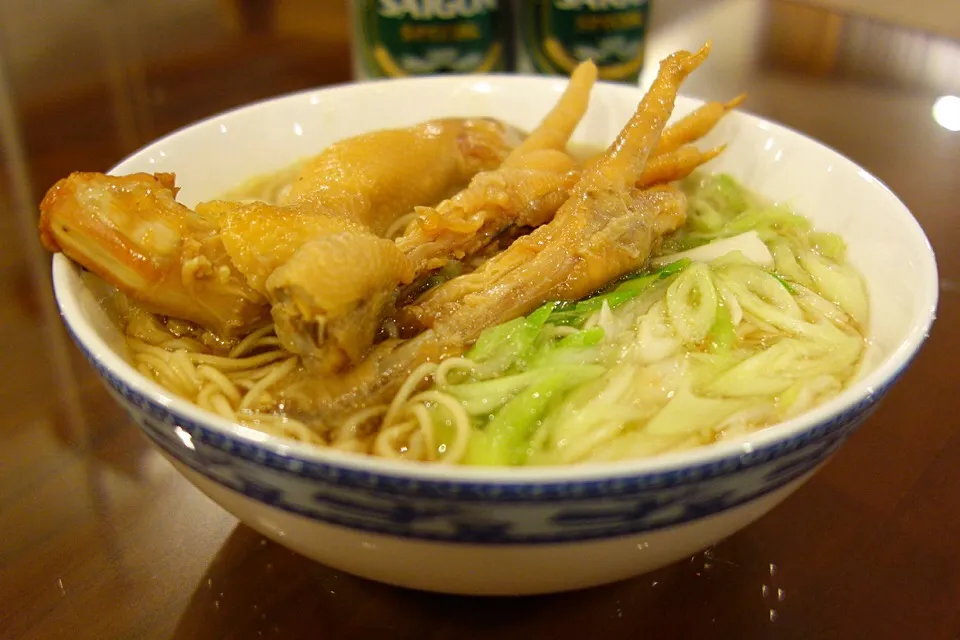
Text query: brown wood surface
1 1 958 638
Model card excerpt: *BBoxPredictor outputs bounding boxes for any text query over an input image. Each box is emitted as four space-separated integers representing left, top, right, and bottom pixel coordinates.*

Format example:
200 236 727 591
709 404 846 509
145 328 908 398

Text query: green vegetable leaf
707 302 736 353
462 366 606 466
769 271 795 293
467 301 558 375
810 231 846 262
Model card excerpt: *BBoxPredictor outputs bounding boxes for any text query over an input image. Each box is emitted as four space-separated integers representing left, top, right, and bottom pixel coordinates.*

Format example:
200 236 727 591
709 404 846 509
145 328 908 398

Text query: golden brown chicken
264 62 599 366
580 95 743 188
283 118 523 236
38 117 522 342
286 44 711 429
39 172 269 335
195 199 413 370
267 232 413 371
396 61 597 272
398 87 741 277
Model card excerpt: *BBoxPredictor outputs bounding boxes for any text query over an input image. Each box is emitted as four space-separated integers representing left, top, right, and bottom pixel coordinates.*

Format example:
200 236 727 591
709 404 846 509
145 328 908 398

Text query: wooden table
1 1 958 637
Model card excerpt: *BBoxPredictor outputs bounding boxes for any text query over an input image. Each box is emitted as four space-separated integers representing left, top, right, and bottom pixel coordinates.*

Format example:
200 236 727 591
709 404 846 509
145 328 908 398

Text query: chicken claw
635 144 726 189
396 60 599 272
653 94 745 156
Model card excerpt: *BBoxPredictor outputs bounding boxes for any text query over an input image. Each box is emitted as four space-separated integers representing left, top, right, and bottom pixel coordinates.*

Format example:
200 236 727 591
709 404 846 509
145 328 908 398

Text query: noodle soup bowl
52 74 938 595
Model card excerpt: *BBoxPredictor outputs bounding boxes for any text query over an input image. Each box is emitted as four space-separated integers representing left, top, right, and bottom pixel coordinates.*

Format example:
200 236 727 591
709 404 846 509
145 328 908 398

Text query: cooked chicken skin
267 232 413 372
268 62 599 366
197 199 413 370
282 118 522 236
39 172 269 335
39 117 522 346
196 199 369 296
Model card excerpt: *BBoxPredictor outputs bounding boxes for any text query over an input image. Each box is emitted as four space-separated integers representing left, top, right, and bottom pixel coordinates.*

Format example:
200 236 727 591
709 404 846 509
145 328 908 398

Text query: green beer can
515 0 651 82
350 0 510 79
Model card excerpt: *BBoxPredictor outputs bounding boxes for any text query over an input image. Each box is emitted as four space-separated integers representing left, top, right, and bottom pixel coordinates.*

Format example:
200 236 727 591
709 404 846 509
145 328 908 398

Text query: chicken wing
39 172 269 335
282 118 523 236
39 172 411 352
267 232 413 372
201 199 413 371
196 199 368 295
286 44 710 427
39 117 520 341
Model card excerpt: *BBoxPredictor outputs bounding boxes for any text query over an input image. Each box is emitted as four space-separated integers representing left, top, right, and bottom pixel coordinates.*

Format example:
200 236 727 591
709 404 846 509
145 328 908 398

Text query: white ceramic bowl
51 75 938 596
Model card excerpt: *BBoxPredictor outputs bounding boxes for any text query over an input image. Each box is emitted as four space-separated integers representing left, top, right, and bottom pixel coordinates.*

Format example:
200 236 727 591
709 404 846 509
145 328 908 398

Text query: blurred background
1 2 958 637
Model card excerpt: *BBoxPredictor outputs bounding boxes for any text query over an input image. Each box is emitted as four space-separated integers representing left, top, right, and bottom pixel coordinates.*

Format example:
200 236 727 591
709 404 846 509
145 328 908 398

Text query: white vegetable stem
651 231 774 268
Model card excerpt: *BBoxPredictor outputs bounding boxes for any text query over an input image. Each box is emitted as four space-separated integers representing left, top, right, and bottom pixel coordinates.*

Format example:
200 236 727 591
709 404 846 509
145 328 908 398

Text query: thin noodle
210 394 237 420
196 364 244 405
128 337 184 358
170 350 200 392
195 384 216 412
383 362 438 427
161 337 207 351
188 350 288 370
405 429 426 461
337 405 388 440
166 352 200 395
135 353 191 395
229 325 276 358
374 421 416 459
239 357 298 412
229 368 276 383
409 390 472 464
240 412 320 443
197 384 230 417
410 404 435 460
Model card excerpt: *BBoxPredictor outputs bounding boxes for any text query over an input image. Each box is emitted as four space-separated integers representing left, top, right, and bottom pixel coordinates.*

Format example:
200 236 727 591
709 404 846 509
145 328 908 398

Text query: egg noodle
122 167 473 460
124 307 477 461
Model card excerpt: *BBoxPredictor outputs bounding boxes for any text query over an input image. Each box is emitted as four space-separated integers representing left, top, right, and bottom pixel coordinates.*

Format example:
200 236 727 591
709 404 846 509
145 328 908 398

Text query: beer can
350 0 510 80
514 0 651 82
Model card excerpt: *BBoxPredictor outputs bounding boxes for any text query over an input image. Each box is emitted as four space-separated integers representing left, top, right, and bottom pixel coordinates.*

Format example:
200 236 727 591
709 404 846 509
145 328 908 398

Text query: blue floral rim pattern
71 326 909 545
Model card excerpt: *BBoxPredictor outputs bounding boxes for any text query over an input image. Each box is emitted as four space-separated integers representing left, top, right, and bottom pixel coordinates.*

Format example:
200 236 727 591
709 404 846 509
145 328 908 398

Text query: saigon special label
354 0 506 78
520 0 650 81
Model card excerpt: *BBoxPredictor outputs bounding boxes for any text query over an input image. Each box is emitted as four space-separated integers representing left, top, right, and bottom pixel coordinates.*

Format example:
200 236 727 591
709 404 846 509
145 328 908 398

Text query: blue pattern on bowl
74 327 907 545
